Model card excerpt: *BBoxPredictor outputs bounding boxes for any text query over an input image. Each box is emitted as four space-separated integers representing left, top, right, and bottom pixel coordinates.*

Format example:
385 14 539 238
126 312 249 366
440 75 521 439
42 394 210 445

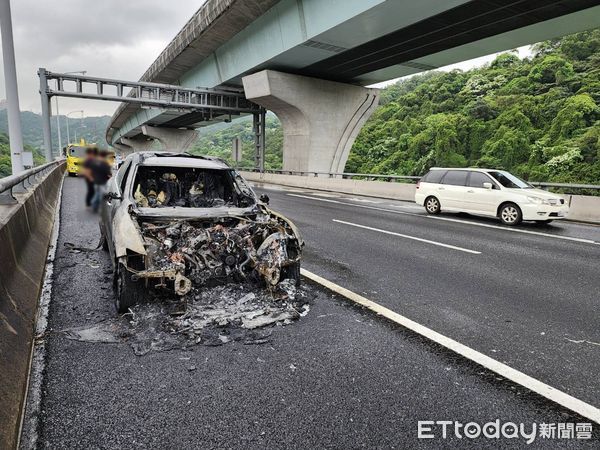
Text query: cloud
0 0 205 116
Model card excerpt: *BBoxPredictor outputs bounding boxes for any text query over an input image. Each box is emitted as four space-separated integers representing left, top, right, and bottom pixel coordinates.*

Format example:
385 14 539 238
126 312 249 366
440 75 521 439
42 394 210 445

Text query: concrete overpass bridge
106 0 600 173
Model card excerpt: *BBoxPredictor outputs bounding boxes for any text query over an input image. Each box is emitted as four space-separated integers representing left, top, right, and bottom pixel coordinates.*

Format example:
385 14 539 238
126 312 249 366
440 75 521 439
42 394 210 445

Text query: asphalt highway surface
25 177 600 448
252 183 600 407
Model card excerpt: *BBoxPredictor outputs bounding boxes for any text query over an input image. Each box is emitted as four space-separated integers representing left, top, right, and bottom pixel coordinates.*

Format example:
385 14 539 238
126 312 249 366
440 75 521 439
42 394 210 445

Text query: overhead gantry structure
37 69 267 168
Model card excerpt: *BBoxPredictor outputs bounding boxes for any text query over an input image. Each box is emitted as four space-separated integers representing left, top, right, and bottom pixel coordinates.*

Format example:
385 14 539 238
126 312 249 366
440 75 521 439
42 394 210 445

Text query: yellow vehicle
64 139 98 176
106 149 116 168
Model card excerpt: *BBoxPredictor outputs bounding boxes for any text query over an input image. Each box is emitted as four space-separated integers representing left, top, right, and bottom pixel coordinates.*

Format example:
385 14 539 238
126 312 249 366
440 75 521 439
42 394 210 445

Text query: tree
528 55 574 84
549 94 598 140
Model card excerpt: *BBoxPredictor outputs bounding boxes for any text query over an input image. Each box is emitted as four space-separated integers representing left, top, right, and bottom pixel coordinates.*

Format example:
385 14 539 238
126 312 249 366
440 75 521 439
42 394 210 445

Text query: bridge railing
0 159 64 205
237 168 600 194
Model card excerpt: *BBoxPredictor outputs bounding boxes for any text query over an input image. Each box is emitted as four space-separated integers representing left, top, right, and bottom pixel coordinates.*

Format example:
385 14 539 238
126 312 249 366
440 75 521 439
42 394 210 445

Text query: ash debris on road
65 280 311 355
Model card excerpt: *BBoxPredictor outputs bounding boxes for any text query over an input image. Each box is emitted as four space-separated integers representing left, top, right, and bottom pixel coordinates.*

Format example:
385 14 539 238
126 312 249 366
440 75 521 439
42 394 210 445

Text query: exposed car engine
134 214 301 296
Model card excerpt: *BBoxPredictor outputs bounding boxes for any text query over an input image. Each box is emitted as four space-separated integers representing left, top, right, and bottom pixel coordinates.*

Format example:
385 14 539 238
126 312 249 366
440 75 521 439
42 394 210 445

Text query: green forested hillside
0 110 110 153
0 112 110 177
0 132 44 177
189 115 283 169
349 29 600 183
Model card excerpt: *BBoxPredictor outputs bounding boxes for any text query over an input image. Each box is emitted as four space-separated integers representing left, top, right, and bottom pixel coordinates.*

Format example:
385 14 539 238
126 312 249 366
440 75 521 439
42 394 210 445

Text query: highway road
25 177 599 448
252 183 600 407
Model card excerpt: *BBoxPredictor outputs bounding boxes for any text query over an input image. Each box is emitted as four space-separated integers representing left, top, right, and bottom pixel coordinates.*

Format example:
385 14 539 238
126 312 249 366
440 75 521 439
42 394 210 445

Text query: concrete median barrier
241 172 600 224
242 172 417 201
0 162 65 449
566 195 600 223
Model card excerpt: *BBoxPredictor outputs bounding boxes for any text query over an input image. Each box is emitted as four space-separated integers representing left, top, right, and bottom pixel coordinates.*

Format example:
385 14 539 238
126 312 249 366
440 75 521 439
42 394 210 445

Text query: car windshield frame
487 171 532 189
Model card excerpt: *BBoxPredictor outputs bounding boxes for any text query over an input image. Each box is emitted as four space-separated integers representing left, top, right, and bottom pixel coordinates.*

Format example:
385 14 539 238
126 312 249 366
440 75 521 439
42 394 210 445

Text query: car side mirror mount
259 194 270 205
482 182 493 190
105 192 122 201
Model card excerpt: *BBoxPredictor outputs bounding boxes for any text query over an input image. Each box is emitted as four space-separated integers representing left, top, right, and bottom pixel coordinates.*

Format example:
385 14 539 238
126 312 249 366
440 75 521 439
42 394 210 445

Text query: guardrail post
0 186 17 205
24 173 34 188
11 178 28 193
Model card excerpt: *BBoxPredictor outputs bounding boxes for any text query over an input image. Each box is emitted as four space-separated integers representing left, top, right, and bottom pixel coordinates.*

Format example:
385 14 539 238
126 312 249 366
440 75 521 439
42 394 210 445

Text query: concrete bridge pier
113 136 155 155
141 125 199 152
114 127 198 155
242 70 379 174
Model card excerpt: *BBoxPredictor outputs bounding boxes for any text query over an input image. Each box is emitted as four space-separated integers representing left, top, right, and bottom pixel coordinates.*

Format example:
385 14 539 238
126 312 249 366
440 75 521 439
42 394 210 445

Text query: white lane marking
426 215 598 244
288 193 598 245
301 268 600 424
333 219 481 255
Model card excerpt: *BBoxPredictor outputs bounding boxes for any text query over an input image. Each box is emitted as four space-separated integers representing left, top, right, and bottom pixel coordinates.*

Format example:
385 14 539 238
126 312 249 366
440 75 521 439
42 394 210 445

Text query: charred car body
99 152 303 313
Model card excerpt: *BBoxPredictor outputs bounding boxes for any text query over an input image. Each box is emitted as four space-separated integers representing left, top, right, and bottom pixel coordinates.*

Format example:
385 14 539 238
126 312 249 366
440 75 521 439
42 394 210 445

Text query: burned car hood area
129 207 303 295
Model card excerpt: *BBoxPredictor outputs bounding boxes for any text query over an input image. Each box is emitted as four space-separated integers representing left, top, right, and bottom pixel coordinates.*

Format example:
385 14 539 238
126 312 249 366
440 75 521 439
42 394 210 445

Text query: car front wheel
424 196 441 214
281 262 301 287
99 226 109 252
114 264 144 314
499 203 522 226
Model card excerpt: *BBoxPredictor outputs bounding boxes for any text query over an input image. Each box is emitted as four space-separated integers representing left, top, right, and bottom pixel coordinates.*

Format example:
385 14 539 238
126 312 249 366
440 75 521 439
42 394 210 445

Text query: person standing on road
90 150 113 213
81 147 98 208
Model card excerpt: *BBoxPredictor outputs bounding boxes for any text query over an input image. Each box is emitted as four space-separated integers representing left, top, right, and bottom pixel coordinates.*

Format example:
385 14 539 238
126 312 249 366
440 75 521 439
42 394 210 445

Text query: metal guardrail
0 159 64 205
237 168 421 182
236 168 600 193
528 181 600 190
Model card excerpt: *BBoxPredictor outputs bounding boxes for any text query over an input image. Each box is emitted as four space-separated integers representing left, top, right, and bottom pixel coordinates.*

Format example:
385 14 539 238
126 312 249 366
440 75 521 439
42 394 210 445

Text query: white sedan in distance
415 168 569 225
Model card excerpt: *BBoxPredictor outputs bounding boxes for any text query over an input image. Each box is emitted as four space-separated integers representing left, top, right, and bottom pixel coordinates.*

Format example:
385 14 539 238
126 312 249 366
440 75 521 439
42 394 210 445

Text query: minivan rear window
441 170 468 186
421 170 446 184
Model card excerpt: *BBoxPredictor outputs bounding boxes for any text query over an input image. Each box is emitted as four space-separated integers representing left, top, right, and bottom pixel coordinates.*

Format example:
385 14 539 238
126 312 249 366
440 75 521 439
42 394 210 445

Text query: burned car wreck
99 152 303 313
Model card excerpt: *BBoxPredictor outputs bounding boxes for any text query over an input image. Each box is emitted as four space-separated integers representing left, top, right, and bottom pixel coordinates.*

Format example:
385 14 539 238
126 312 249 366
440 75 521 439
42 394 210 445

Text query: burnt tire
281 262 301 287
99 227 109 252
499 203 522 226
115 264 144 314
424 196 441 214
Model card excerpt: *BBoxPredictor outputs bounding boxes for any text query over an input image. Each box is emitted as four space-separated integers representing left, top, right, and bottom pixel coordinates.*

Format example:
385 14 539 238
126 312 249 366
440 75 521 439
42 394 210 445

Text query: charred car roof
130 151 230 170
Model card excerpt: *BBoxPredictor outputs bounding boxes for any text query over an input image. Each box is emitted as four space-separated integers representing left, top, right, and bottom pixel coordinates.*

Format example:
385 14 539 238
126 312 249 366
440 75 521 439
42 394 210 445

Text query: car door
102 159 132 258
438 170 469 210
464 172 502 216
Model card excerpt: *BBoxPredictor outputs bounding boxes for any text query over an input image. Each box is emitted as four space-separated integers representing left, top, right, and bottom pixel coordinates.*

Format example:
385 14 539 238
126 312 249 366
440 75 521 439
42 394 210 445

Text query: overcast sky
0 0 204 117
1 0 530 117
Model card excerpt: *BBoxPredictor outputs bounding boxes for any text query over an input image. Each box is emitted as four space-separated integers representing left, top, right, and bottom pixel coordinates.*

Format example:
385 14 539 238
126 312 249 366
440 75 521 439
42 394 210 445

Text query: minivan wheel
424 196 441 214
499 203 522 226
114 264 144 314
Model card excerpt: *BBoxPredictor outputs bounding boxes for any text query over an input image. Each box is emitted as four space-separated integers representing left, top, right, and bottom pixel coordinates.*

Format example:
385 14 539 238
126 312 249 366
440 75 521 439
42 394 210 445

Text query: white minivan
414 168 569 225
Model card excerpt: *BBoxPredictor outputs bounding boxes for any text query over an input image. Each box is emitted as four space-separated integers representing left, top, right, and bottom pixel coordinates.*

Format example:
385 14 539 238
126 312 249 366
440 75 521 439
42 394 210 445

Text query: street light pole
55 96 61 157
66 110 83 145
0 0 25 173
